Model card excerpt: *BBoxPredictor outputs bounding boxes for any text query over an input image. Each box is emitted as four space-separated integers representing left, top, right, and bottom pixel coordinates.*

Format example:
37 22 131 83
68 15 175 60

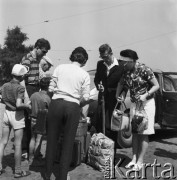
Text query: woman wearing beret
116 49 159 171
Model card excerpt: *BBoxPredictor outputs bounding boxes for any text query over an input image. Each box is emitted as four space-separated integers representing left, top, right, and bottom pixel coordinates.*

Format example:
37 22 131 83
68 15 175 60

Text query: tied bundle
87 133 114 179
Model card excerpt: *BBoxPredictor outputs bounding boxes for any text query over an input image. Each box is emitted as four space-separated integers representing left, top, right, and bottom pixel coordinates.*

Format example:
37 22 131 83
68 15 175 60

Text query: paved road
0 103 177 179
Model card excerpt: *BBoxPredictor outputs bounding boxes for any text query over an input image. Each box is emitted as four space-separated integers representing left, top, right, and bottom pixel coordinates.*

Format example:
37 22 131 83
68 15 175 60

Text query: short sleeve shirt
30 91 51 118
123 62 155 102
2 80 25 111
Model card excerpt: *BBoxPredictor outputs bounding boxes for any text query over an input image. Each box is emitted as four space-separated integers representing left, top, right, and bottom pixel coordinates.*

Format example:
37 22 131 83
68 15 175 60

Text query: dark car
86 69 177 148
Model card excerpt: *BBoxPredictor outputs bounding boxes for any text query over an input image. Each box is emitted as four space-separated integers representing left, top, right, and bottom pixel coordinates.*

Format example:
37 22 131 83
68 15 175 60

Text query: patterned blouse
123 62 155 102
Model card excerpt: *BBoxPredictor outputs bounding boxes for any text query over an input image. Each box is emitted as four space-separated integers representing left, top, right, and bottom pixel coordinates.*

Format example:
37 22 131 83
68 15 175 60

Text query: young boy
0 64 31 178
28 77 51 166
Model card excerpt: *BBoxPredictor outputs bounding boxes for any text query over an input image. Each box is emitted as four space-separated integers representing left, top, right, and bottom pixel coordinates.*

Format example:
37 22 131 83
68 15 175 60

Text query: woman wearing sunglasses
116 49 159 171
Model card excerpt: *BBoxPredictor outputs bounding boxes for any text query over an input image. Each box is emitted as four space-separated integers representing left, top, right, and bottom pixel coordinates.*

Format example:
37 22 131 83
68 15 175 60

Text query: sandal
131 163 143 171
125 161 136 169
14 170 31 178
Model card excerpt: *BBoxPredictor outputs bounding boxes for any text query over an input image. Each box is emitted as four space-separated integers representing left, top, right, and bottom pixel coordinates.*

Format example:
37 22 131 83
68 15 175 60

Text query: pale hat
11 64 29 76
42 56 53 66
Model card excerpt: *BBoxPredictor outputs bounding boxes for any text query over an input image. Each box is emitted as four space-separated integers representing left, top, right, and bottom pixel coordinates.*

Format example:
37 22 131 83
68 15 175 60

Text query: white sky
0 0 177 72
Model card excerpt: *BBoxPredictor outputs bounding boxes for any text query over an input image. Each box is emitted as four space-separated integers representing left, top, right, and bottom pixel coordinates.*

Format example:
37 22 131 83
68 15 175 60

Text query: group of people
0 38 159 180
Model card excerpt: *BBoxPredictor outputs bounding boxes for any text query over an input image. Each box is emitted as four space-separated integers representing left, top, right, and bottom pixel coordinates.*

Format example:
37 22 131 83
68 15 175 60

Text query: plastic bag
131 102 148 133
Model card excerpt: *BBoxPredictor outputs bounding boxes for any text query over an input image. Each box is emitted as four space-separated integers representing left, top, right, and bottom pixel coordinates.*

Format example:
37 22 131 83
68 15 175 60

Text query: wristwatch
147 91 151 97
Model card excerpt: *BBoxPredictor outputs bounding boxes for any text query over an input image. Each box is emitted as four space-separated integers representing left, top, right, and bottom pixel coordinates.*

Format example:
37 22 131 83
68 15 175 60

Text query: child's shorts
3 110 25 130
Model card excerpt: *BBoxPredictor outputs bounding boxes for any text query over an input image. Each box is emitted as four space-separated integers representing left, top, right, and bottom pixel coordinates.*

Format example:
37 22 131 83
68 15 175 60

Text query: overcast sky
0 0 177 72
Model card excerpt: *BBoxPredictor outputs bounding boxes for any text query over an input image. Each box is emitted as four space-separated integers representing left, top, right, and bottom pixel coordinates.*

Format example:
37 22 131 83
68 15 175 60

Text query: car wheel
117 127 132 148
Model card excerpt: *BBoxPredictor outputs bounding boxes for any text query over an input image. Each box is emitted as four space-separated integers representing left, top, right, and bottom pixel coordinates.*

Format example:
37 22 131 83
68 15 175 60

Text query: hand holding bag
131 102 148 133
111 101 130 131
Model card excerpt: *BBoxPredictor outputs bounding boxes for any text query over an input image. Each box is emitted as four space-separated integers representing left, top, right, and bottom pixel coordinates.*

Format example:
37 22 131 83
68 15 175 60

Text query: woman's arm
116 77 128 101
139 77 159 101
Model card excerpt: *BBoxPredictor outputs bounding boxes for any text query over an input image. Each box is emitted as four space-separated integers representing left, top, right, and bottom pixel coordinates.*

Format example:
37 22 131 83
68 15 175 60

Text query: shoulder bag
111 101 130 131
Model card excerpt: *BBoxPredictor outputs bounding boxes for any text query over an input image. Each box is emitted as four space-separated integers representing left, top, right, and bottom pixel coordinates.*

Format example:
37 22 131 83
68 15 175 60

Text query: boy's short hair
34 38 51 50
39 77 51 90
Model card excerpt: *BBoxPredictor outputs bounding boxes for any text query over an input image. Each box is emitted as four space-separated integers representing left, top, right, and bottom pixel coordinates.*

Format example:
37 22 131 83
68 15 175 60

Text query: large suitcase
75 131 91 162
55 139 81 167
71 139 81 167
75 119 88 162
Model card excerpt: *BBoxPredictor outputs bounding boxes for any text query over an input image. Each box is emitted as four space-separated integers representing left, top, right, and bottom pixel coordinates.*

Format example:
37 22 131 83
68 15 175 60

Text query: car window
163 75 177 92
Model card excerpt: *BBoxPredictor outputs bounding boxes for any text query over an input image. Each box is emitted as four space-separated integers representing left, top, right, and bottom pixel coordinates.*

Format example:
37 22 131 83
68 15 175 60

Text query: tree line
0 26 33 85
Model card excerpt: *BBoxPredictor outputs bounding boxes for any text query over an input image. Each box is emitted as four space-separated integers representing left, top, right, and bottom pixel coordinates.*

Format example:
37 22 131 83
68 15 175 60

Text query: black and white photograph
0 0 177 179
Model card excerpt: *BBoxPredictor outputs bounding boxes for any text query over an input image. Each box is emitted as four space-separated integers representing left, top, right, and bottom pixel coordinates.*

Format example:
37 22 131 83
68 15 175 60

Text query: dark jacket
94 59 124 130
94 59 124 99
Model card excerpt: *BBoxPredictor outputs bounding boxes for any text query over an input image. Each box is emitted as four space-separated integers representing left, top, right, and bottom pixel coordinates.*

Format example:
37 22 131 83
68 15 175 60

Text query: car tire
117 127 132 148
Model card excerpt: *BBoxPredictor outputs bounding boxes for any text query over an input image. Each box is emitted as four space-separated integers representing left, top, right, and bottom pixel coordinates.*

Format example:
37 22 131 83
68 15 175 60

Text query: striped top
1 80 25 111
21 51 40 85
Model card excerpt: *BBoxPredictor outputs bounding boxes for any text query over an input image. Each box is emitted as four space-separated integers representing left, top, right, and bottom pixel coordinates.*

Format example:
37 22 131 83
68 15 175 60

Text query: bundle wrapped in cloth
87 133 115 178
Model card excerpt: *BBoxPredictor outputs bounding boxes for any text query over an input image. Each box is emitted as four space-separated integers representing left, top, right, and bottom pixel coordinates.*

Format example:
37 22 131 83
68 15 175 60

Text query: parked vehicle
86 69 177 148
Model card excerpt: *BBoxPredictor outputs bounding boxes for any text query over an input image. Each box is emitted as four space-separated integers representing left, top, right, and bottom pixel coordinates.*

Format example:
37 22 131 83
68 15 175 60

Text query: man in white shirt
45 47 90 180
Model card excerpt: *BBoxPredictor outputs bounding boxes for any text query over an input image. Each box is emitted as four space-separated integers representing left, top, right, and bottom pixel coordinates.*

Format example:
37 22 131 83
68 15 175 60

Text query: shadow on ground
154 148 177 160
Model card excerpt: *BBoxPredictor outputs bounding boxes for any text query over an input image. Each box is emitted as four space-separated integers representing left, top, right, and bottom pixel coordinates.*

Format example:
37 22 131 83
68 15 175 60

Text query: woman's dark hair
34 38 51 50
99 44 112 55
120 49 139 61
39 77 51 90
70 47 88 65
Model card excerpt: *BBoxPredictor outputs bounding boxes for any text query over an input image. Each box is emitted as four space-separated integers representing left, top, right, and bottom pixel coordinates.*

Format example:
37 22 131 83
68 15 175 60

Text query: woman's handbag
131 102 148 133
111 101 130 131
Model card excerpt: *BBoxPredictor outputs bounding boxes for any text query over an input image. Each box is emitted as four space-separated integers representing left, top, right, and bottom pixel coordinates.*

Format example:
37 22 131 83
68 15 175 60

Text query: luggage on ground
55 139 81 167
87 133 115 179
55 119 89 166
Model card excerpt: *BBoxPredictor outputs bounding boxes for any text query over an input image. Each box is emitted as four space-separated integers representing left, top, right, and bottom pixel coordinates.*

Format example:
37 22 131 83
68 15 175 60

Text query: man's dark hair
70 47 88 65
39 77 51 90
34 38 51 50
99 44 112 55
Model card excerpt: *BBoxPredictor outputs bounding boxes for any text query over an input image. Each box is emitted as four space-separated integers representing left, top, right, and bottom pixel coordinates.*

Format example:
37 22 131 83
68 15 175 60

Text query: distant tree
0 26 33 85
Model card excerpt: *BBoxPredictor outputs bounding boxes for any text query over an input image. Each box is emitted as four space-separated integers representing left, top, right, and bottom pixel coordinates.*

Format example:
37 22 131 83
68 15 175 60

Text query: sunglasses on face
41 49 48 54
118 59 133 64
99 54 110 59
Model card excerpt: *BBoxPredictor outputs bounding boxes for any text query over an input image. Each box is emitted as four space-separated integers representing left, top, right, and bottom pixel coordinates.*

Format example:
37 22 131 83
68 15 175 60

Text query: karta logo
105 158 176 179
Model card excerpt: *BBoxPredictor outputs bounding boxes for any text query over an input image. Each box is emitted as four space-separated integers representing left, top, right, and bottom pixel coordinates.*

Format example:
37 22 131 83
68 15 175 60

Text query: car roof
88 69 177 75
153 69 177 75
